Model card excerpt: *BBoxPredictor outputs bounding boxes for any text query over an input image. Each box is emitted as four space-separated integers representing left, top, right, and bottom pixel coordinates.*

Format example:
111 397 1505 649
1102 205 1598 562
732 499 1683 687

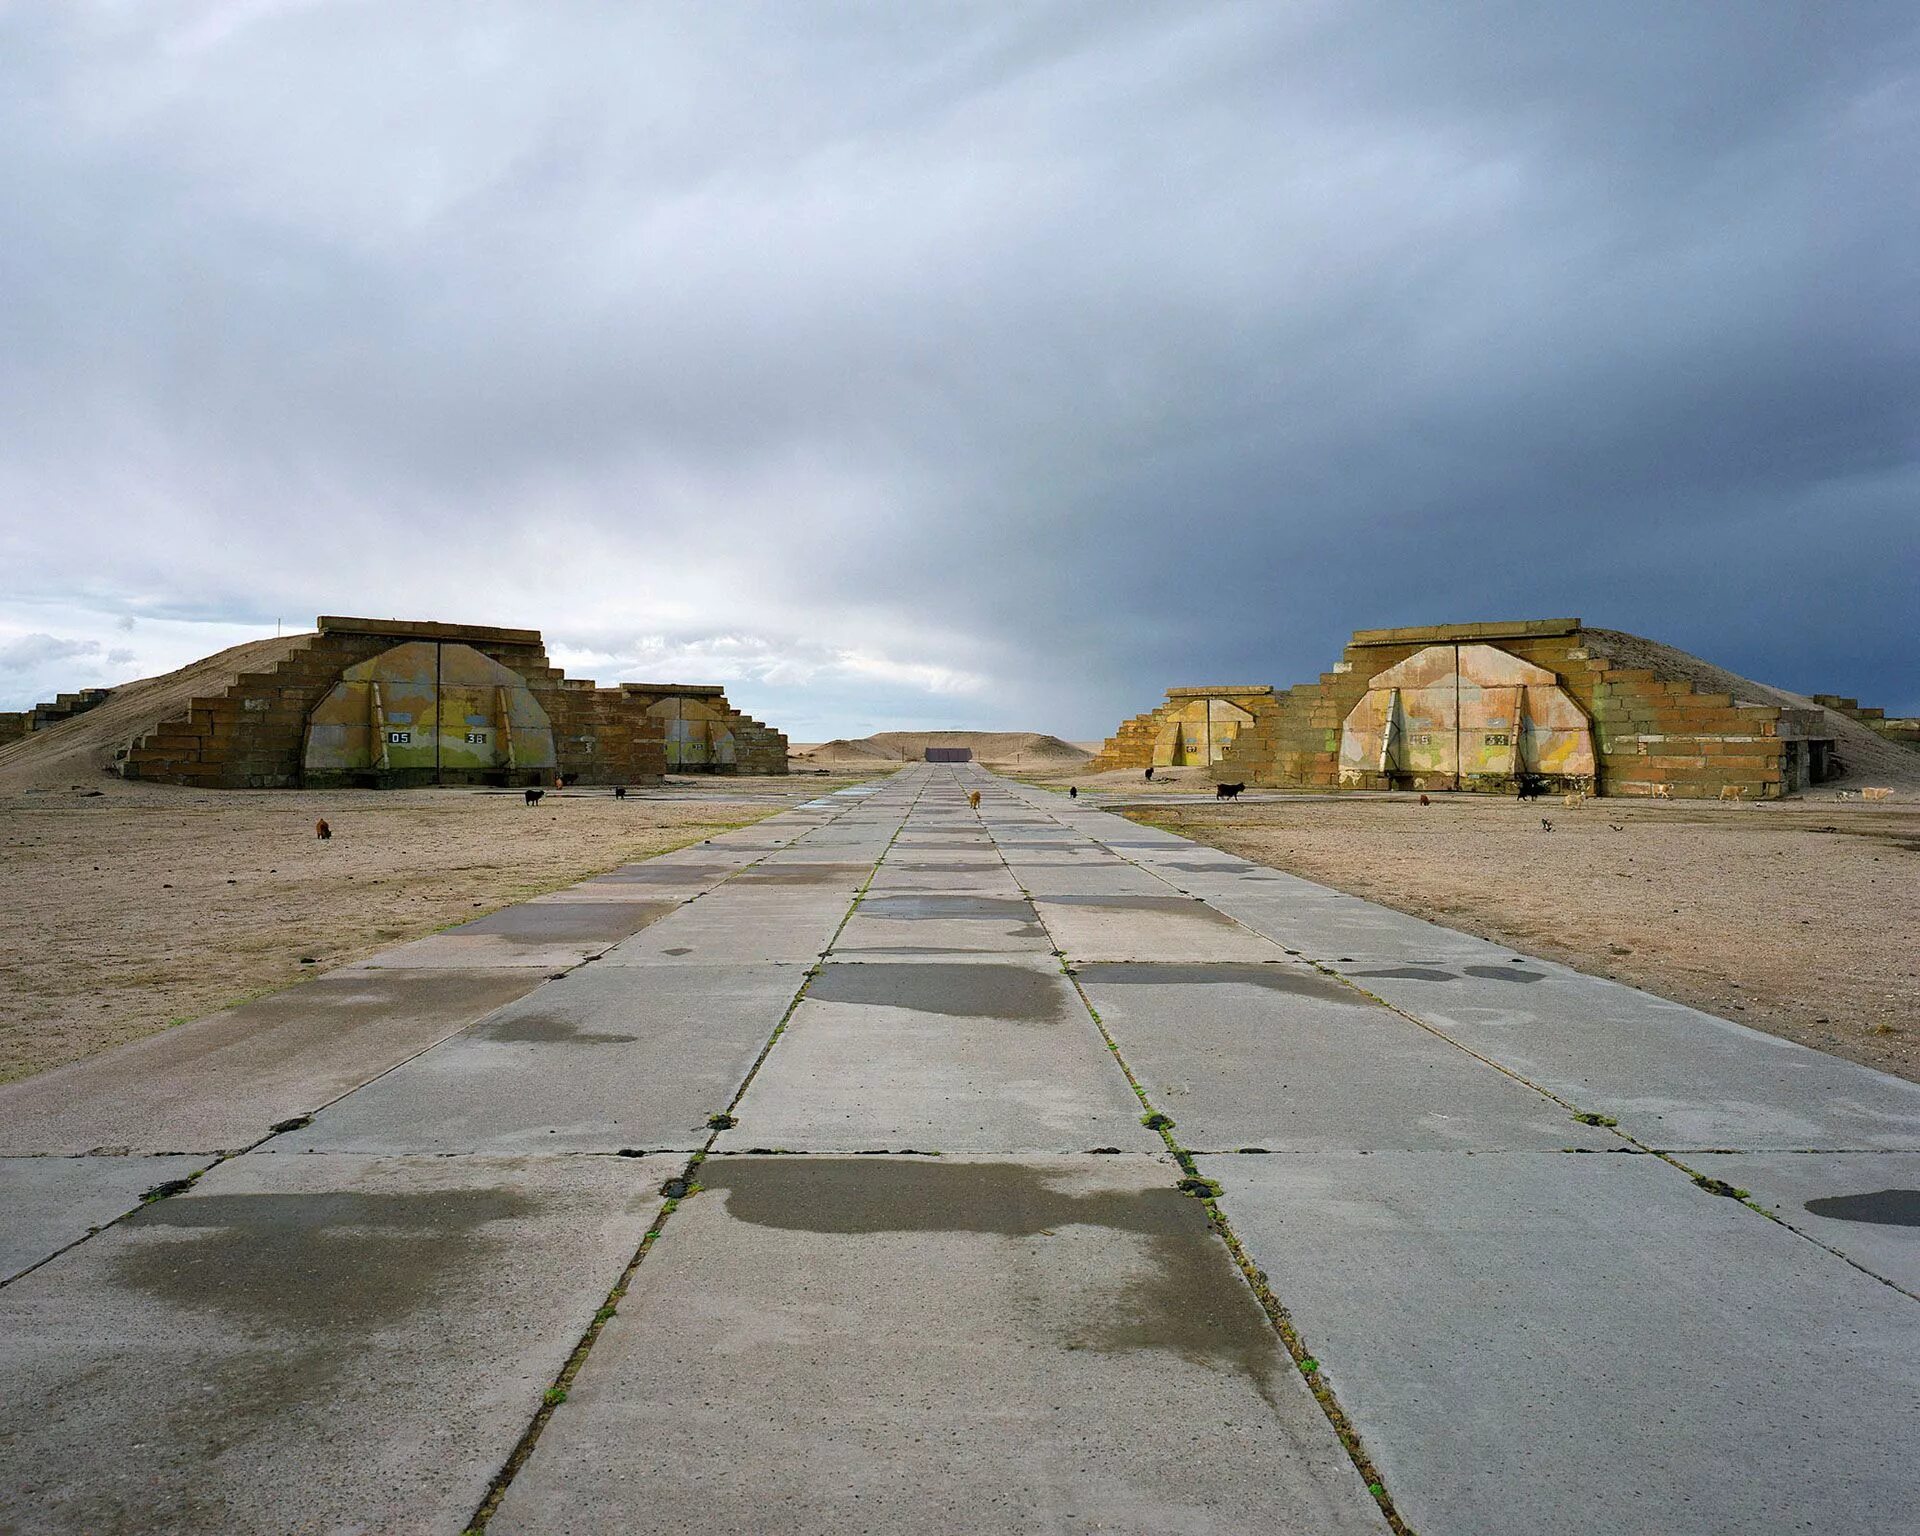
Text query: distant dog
613 785 627 800
525 788 545 807
1144 766 1154 782
1418 793 1431 806
967 790 981 809
314 818 331 841
1540 818 1554 832
1216 782 1245 800
1069 786 1078 799
1516 774 1549 802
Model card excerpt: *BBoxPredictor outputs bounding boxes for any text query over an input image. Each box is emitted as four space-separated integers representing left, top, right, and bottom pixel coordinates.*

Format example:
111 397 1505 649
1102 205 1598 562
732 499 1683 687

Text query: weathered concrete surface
0 969 544 1155
489 1156 1388 1536
1198 1151 1920 1536
1029 892 1291 962
1683 1151 1920 1293
282 965 807 1154
0 1155 209 1281
834 892 1053 955
600 892 857 966
1326 960 1920 1151
719 962 1159 1153
1076 962 1610 1152
0 1153 673 1535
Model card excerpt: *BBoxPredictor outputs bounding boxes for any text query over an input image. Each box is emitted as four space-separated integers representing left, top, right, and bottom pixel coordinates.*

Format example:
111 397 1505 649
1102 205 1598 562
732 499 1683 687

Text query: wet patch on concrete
1351 964 1546 984
452 903 670 941
116 1188 533 1330
702 1159 1279 1394
730 864 872 886
1076 962 1369 1005
807 963 1070 1022
859 895 1039 923
472 1011 638 1046
592 865 736 885
1804 1189 1920 1227
1036 894 1242 927
1160 861 1259 874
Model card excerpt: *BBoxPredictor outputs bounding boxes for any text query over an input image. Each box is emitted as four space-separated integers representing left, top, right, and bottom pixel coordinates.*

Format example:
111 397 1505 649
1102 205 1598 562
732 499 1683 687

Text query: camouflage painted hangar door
303 641 557 783
1339 643 1594 788
1152 696 1255 767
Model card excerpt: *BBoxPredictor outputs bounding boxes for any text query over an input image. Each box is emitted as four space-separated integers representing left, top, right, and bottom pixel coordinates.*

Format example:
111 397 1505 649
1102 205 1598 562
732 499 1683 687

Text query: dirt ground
1107 791 1920 1084
0 772 871 1084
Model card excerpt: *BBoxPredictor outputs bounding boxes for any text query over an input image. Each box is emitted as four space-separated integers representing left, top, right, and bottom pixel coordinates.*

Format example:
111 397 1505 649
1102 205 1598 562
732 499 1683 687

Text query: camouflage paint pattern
1339 643 1594 785
1152 696 1255 767
304 641 557 777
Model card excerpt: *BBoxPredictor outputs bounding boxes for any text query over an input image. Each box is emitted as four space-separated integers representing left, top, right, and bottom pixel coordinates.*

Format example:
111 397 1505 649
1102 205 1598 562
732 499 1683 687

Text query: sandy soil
0 773 873 1084
1114 792 1920 1083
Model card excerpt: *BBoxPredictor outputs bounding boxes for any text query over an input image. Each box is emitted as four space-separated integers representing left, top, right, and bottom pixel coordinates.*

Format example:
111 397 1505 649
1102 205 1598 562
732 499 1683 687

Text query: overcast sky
3 2 1915 738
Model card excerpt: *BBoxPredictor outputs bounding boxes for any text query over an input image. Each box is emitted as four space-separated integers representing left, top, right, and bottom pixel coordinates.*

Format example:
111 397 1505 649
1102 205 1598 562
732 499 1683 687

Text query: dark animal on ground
1540 818 1554 832
525 788 545 806
1216 782 1246 800
1069 786 1078 799
614 785 627 800
1144 766 1154 781
1516 774 1550 802
1418 793 1431 806
314 819 331 841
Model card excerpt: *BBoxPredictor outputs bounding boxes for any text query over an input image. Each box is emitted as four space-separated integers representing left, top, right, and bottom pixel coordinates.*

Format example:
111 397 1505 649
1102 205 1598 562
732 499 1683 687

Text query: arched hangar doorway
1338 643 1594 791
302 641 557 786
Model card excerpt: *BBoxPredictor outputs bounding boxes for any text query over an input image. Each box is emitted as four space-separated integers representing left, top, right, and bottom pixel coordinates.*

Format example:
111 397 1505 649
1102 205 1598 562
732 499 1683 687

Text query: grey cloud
1 2 1914 735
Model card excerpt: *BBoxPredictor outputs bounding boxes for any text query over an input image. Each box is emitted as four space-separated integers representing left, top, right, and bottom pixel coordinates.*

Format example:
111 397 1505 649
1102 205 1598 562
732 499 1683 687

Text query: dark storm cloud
2 2 1915 725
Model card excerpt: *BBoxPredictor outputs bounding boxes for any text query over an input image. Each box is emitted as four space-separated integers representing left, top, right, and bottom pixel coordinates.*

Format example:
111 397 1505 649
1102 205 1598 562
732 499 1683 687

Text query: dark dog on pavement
1216 782 1246 800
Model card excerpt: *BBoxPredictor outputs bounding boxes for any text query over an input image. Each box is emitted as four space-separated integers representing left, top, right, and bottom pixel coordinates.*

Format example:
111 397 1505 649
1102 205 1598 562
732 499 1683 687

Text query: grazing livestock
314 819 331 841
524 788 545 807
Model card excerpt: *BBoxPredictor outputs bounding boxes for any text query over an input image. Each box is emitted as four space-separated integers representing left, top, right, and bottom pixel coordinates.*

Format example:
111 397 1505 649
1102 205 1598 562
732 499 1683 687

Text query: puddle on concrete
1351 965 1545 984
1804 1189 1920 1227
859 895 1039 922
117 1189 533 1330
807 963 1068 1021
473 1010 637 1045
1160 861 1259 874
703 1159 1278 1395
1076 962 1369 1005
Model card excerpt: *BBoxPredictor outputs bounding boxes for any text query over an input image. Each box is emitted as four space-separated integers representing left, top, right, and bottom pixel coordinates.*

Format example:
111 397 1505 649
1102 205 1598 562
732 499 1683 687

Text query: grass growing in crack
1140 1111 1174 1131
1692 1174 1750 1199
541 1388 567 1407
1572 1111 1619 1127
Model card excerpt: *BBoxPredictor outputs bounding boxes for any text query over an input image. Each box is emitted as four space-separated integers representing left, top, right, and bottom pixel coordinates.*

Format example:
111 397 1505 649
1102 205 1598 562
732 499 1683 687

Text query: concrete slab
1030 893 1290 963
283 965 806 1153
489 1156 1387 1536
600 902 848 966
834 893 1053 955
450 900 678 943
1684 1152 1920 1292
1077 963 1607 1152
0 1153 673 1536
719 963 1156 1153
1336 962 1920 1150
0 969 544 1155
1 1155 210 1282
345 932 608 969
1202 1151 1920 1536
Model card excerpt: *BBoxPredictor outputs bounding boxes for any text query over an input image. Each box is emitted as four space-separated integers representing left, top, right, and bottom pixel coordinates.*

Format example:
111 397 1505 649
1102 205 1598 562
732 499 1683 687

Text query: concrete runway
3 764 1916 1534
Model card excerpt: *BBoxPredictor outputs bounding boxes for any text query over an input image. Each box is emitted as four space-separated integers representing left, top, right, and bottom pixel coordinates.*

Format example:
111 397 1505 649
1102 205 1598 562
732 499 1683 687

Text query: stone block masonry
1099 621 1840 800
115 617 787 789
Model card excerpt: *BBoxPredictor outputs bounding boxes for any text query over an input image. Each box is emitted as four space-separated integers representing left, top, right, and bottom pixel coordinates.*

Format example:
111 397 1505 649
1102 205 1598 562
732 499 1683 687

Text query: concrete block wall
1213 620 1818 800
1087 687 1278 773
